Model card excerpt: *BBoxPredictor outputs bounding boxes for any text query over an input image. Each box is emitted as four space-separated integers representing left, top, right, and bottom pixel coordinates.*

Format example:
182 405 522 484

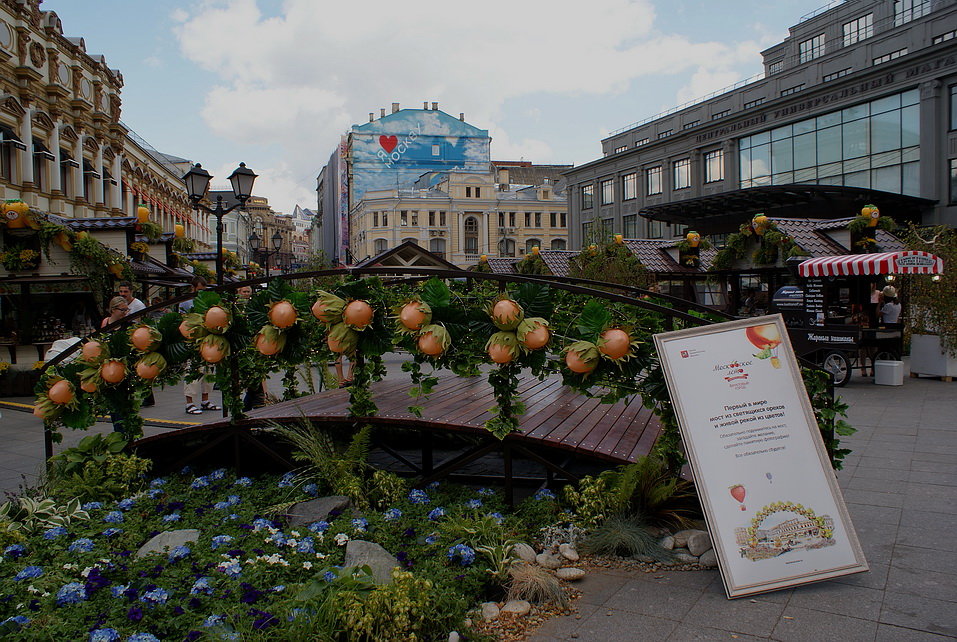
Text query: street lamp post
248 230 284 278
181 162 258 286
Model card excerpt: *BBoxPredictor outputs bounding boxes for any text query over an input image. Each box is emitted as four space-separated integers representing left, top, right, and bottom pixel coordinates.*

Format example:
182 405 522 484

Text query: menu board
654 315 867 598
804 279 825 326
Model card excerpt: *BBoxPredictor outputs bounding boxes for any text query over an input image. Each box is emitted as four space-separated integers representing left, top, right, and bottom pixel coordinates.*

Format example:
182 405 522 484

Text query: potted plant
0 245 40 272
903 224 957 379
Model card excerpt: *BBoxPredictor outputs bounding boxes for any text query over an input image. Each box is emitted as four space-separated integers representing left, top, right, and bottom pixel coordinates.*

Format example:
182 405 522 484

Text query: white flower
302 561 312 570
62 563 76 570
27 585 39 594
334 533 349 546
291 530 301 538
285 539 298 548
81 566 94 578
314 552 327 559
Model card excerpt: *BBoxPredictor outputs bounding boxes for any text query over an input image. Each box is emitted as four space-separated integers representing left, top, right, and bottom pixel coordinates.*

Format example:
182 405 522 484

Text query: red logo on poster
680 350 689 358
379 135 398 153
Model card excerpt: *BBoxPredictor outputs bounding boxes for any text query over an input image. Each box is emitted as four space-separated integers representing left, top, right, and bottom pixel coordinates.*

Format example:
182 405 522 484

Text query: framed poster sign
653 314 867 598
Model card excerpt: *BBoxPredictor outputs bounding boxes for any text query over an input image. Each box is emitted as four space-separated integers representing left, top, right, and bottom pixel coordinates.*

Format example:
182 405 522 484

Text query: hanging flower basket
0 246 40 272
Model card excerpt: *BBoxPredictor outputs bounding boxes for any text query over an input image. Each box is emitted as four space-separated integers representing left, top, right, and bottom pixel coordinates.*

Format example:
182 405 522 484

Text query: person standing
101 297 129 328
117 281 146 316
179 276 219 415
880 286 902 325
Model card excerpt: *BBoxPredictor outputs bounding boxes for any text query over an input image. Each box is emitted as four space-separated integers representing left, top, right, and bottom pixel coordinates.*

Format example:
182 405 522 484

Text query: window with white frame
581 184 594 209
429 237 446 258
873 48 907 65
894 0 930 26
673 158 691 190
799 33 825 63
646 166 662 195
614 146 627 153
600 178 614 205
768 60 784 75
704 149 724 183
623 214 638 238
843 14 873 46
622 173 637 200
464 216 479 254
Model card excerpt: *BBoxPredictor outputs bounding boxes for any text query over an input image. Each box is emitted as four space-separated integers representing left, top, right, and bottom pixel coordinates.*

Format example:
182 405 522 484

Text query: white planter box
910 334 957 378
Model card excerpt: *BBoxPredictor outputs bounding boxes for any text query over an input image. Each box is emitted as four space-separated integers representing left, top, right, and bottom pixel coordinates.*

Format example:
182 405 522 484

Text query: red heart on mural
379 135 398 153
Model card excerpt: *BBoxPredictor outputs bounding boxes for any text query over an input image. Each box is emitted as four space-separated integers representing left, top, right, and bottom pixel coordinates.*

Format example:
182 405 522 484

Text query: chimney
423 101 428 109
369 113 374 122
392 102 400 113
459 113 465 121
432 102 439 111
380 108 386 117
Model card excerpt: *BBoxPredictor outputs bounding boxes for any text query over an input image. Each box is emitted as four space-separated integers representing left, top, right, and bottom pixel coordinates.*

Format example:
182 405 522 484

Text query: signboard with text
654 315 867 598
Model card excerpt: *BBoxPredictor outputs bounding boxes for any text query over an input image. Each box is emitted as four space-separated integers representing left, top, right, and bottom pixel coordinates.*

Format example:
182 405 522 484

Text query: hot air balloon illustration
730 484 747 511
745 323 782 368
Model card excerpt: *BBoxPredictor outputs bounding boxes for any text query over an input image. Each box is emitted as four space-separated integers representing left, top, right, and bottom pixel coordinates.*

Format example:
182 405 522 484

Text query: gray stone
501 600 532 616
659 535 675 550
481 602 500 622
698 548 718 568
556 567 586 581
559 543 580 561
448 632 460 642
672 528 706 548
343 540 398 585
287 496 351 528
136 529 200 558
687 531 713 557
672 547 699 564
536 552 563 569
512 542 537 563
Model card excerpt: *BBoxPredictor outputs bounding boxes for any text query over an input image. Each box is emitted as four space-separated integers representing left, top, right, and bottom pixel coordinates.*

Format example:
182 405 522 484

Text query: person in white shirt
880 286 901 324
117 281 146 316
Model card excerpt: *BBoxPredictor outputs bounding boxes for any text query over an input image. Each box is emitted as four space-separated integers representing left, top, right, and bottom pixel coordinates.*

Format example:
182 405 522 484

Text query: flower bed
0 467 567 640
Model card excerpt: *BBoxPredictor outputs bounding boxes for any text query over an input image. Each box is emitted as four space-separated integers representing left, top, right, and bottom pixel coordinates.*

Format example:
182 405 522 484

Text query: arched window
373 238 388 254
464 216 479 255
429 238 446 259
500 238 516 257
551 238 567 250
525 239 541 254
401 237 417 246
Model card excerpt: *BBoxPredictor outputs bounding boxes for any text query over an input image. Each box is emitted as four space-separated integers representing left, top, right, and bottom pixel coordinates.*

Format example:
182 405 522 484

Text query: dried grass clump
581 516 673 561
506 562 569 608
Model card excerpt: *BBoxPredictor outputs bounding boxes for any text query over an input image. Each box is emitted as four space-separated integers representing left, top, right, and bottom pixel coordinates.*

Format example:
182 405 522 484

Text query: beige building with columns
350 165 569 267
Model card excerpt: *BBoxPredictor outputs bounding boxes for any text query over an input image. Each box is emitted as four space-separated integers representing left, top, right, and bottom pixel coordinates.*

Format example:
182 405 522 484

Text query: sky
44 0 830 216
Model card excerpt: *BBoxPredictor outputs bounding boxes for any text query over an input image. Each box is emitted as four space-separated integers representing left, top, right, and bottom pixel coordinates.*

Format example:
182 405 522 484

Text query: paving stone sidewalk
531 372 957 641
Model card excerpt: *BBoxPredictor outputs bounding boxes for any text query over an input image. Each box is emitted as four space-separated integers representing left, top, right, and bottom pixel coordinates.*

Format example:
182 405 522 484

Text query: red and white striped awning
799 251 944 277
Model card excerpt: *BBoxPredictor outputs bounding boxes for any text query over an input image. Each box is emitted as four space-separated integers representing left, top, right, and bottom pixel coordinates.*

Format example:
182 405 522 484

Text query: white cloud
172 0 776 213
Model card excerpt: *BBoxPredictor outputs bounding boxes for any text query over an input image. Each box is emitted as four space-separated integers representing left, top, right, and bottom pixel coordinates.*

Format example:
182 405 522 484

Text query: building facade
349 166 568 267
0 1 206 244
565 0 957 247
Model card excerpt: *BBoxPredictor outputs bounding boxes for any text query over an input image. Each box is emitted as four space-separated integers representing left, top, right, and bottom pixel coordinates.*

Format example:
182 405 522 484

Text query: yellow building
350 166 568 267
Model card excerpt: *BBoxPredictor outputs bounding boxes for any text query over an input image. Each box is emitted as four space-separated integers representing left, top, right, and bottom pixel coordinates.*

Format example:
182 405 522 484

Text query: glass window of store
600 179 614 205
799 33 825 63
646 166 663 195
738 89 920 196
622 173 637 200
673 158 691 190
551 239 567 250
704 150 724 183
843 14 873 46
581 184 594 209
623 214 638 238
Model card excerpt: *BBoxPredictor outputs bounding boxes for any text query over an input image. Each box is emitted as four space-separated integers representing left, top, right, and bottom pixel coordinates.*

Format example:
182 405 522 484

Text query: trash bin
874 360 904 386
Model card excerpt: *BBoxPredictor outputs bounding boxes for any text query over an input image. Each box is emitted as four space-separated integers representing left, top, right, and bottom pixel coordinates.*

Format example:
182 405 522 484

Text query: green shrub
581 516 673 561
0 496 89 534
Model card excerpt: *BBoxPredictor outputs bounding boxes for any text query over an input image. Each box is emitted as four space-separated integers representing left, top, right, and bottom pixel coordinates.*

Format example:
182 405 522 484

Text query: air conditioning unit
499 227 515 235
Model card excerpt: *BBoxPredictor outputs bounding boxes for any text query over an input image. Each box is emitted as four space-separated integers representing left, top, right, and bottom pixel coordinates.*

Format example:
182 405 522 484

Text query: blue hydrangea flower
180 466 192 474
68 538 94 553
213 501 230 511
226 495 241 505
428 507 446 521
295 538 315 554
477 487 495 496
488 512 505 524
383 508 402 521
101 528 123 538
203 614 224 627
190 576 213 595
81 502 102 511
351 518 368 531
234 477 252 487
211 535 233 550
190 476 210 489
322 570 337 582
146 489 163 499
252 518 274 532
3 544 26 558
466 498 483 509
43 526 68 540
427 481 440 489
307 521 329 533
149 478 167 487
534 488 557 500
278 472 296 488
140 587 169 606
408 489 430 504
447 543 476 566
14 565 43 581
265 531 287 546
168 545 190 562
116 498 136 511
272 585 285 592
127 634 160 642
162 512 181 523
103 511 124 523
218 560 242 577
110 584 129 598
303 483 318 497
224 513 240 521
88 628 120 642
55 582 87 605
425 533 438 545
1 615 29 627
210 468 227 481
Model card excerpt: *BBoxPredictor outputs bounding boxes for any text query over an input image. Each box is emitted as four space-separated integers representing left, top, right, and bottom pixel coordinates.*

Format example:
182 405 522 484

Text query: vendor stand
771 250 944 386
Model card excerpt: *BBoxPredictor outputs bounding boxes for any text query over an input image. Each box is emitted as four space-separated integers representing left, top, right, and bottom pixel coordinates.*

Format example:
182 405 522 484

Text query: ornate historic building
0 0 207 243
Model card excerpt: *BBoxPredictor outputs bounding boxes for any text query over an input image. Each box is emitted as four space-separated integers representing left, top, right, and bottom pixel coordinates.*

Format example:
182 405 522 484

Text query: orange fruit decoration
136 362 161 380
488 343 514 364
418 331 444 356
268 301 297 329
48 380 74 405
81 340 104 362
200 342 226 364
80 380 98 394
599 329 631 360
131 327 157 351
203 306 229 332
255 333 282 356
343 300 374 329
565 349 597 374
399 302 428 331
100 360 126 384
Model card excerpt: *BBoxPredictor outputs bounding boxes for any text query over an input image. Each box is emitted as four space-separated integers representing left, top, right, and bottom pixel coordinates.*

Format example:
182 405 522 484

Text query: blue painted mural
349 109 490 204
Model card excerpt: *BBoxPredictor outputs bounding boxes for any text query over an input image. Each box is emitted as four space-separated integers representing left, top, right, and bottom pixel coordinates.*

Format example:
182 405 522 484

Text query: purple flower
14 566 43 581
3 544 26 559
303 483 318 497
103 511 124 523
477 487 495 496
351 517 368 531
140 587 169 606
278 472 296 488
146 488 163 499
1 615 29 627
126 606 143 622
128 634 160 642
425 533 438 545
250 608 277 630
534 488 557 500
383 508 402 521
149 478 167 487
84 568 111 593
191 476 210 489
110 584 129 598
210 468 227 481
116 498 135 511
240 582 264 604
55 582 87 606
162 512 182 523
211 535 233 550
82 502 102 511
190 577 213 595
488 512 505 524
234 477 252 487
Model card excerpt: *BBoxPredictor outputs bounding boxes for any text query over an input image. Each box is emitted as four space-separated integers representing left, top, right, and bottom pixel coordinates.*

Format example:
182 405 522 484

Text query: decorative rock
687 531 713 557
672 529 706 548
136 529 200 558
481 602 500 622
343 540 398 585
512 542 537 563
673 551 699 564
556 567 586 581
698 549 718 568
659 535 675 550
536 552 563 569
287 496 351 528
449 632 461 642
501 600 532 616
559 543 579 561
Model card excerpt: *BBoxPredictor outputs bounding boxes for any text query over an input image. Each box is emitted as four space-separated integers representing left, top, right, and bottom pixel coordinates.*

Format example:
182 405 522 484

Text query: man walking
117 281 146 316
179 276 220 415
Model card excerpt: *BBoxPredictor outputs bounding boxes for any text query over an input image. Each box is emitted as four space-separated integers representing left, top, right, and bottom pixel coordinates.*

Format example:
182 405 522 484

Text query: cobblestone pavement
2 364 955 640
